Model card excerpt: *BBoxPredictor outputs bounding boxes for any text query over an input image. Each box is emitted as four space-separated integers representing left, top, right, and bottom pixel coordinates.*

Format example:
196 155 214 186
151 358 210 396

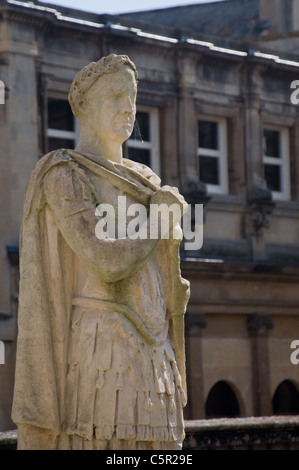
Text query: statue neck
75 133 123 164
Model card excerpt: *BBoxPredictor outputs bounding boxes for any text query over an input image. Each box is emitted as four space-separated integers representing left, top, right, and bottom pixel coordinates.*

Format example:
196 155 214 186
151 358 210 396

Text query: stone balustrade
1 416 299 450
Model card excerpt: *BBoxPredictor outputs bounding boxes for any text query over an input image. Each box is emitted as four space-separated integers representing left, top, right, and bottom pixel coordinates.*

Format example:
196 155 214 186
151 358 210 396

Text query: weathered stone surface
184 416 299 450
11 54 190 450
2 416 299 451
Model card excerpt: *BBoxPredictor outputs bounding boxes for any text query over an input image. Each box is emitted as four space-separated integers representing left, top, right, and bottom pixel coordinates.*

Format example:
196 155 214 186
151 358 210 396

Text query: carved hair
68 54 138 117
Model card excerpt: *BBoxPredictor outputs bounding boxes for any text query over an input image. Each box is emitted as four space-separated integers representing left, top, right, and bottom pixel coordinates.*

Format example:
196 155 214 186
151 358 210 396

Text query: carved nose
120 96 133 113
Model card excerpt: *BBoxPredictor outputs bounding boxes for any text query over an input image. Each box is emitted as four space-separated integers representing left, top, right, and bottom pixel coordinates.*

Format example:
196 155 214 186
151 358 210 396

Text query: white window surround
263 126 291 201
47 118 80 147
127 106 161 176
197 117 228 194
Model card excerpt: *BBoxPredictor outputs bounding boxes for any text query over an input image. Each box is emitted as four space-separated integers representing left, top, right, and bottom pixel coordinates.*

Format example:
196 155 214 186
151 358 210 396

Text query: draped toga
12 149 190 450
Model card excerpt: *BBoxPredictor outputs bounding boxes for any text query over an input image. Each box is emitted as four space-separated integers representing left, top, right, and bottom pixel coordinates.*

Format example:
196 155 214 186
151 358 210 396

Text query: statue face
84 66 137 145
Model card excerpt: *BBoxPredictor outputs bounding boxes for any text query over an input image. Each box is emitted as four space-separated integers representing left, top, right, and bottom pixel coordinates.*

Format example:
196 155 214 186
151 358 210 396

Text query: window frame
127 105 161 175
46 95 80 153
263 125 291 201
197 116 228 195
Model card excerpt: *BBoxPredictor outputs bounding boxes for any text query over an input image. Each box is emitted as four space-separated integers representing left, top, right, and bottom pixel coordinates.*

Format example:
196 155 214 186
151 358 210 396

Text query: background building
0 0 298 431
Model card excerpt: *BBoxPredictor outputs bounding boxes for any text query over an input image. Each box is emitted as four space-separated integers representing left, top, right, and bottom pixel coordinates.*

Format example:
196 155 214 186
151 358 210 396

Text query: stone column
176 52 200 190
244 64 264 189
243 63 275 260
161 95 180 187
247 314 274 416
185 314 207 420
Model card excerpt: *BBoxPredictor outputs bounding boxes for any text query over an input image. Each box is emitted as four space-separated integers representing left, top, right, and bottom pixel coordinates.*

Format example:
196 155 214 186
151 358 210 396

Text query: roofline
118 0 253 16
1 0 299 71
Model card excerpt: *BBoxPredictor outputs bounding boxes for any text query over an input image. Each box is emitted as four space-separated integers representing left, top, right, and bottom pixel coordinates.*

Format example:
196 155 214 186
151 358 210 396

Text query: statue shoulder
122 158 161 187
44 148 73 165
29 149 73 180
42 150 98 209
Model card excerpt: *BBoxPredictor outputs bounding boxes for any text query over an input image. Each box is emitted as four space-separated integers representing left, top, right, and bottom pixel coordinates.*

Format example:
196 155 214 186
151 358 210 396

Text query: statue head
68 54 138 150
68 54 138 119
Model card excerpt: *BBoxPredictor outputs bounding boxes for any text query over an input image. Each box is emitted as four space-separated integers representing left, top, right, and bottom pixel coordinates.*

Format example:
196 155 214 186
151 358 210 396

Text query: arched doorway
205 380 241 419
273 380 299 415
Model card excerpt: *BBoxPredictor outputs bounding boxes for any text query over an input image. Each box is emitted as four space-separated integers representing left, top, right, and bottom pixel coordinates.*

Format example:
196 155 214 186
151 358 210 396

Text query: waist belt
72 296 168 346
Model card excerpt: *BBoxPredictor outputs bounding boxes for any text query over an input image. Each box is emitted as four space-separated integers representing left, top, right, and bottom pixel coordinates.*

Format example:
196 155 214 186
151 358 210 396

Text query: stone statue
12 54 190 450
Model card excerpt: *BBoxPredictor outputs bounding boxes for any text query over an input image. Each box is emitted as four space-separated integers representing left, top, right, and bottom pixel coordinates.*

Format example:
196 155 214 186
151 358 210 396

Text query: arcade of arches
202 380 299 419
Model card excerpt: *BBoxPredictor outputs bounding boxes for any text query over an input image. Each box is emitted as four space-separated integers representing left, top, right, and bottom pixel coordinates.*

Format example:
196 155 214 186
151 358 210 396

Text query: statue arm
42 164 160 283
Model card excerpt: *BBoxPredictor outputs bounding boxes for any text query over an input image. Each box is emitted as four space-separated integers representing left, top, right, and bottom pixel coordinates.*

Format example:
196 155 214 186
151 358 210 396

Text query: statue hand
150 186 188 217
150 186 188 238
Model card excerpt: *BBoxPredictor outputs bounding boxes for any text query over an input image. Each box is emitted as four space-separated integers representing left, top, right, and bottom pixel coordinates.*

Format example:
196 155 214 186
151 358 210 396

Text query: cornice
0 1 105 38
181 257 299 280
1 1 299 74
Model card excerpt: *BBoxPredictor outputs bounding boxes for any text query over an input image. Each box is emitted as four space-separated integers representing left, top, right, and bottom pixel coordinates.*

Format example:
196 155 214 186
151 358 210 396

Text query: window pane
200 155 219 185
131 111 150 142
48 137 75 152
48 98 74 131
264 129 280 158
198 120 218 150
128 147 151 167
265 164 281 192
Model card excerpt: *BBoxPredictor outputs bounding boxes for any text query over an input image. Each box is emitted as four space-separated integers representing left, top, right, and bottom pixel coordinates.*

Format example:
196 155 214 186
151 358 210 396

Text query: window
263 127 291 201
198 118 228 194
127 106 160 175
47 98 79 152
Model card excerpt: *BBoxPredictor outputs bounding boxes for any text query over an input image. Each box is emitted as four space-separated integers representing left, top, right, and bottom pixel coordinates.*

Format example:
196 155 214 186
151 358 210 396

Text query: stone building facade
0 0 298 431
